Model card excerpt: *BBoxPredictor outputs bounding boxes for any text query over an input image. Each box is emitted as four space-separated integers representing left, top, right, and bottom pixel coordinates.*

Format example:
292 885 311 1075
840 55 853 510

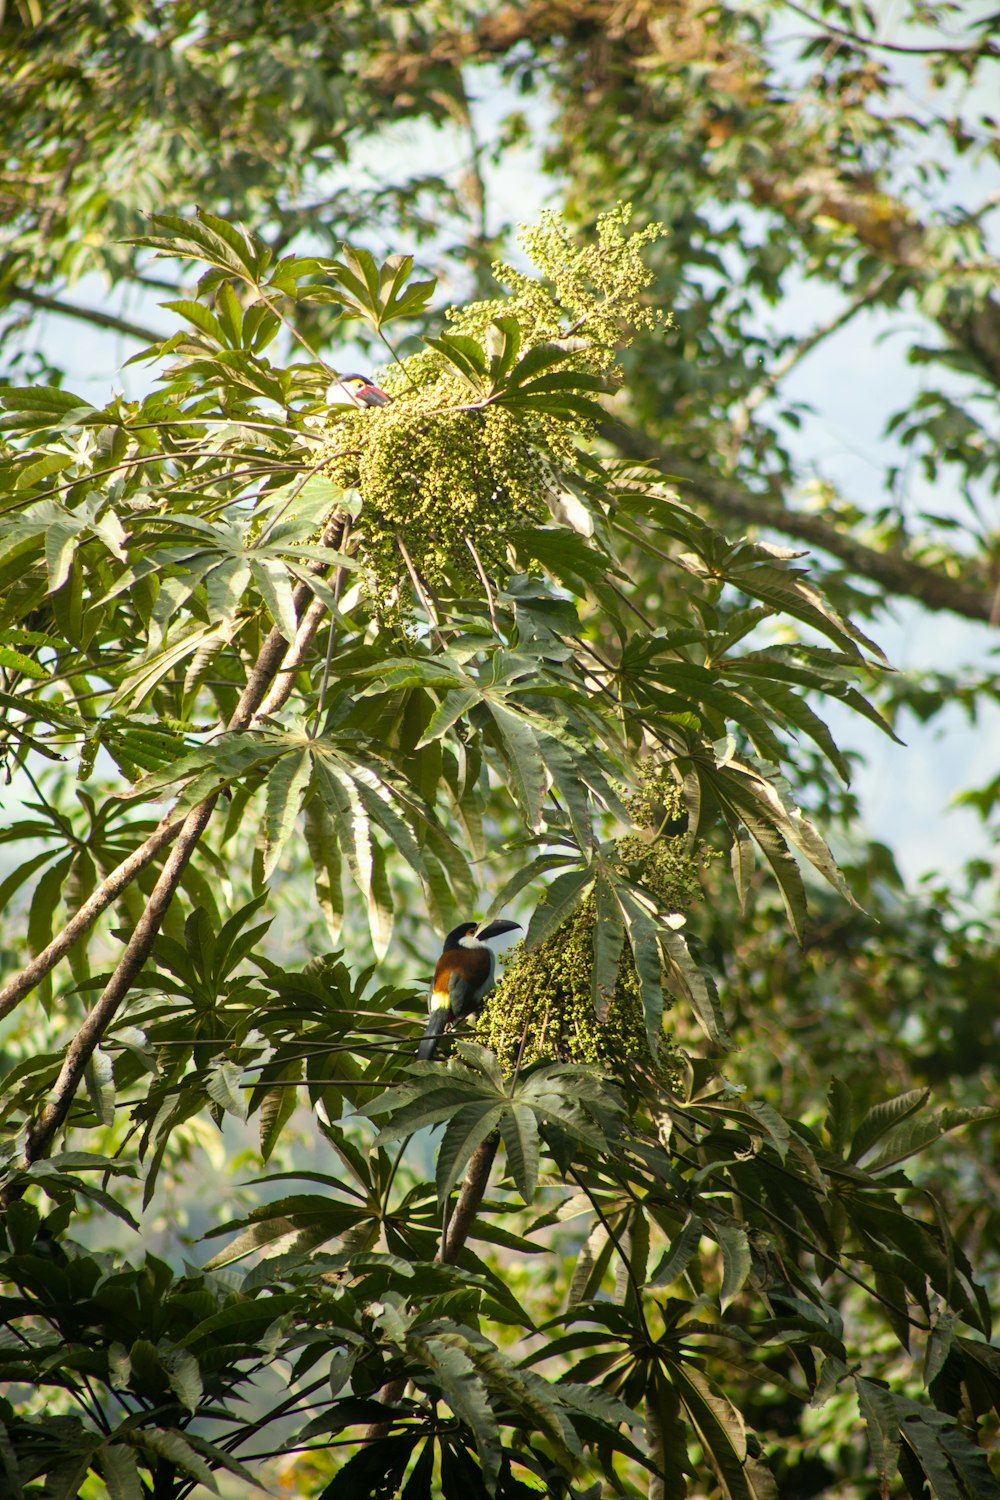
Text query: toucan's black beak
476 919 521 943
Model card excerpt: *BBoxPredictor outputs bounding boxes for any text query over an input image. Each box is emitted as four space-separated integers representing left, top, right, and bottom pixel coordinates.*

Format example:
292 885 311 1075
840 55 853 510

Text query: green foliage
1 3 999 1494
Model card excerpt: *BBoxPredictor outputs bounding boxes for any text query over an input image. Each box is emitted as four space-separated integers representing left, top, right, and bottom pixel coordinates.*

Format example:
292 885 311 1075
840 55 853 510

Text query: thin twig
463 532 500 632
393 530 448 649
782 0 998 57
310 521 352 735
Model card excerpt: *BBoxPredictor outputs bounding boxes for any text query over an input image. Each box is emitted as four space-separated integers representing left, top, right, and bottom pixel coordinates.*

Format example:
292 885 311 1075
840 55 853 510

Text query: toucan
338 372 390 407
417 919 521 1060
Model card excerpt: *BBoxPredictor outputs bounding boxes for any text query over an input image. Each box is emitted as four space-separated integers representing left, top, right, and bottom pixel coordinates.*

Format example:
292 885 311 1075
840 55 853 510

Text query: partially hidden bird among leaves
337 372 390 407
417 919 521 1060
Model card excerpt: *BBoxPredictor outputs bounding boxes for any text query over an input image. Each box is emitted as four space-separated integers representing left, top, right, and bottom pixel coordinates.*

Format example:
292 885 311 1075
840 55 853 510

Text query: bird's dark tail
417 1008 449 1061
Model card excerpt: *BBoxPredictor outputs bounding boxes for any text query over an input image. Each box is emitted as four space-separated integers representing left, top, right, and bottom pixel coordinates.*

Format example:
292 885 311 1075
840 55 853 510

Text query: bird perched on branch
337 372 390 407
417 919 521 1060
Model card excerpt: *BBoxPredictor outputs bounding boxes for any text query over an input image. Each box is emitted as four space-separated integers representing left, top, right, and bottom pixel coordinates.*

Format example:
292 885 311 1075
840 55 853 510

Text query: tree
1 2 998 1497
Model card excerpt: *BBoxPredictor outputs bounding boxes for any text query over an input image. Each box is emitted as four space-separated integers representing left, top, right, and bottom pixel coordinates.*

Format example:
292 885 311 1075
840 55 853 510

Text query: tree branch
0 515 349 1099
781 0 999 59
367 1 1000 393
0 814 183 1022
362 1135 500 1445
745 167 1000 389
19 794 221 1167
601 415 997 624
439 1136 498 1265
8 285 163 345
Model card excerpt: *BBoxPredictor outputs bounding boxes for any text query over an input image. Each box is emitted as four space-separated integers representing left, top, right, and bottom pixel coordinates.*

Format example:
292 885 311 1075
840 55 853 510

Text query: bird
337 372 390 407
417 918 521 1060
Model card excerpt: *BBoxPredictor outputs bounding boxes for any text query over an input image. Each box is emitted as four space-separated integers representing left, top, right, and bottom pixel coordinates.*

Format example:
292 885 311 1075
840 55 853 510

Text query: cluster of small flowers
449 203 665 368
476 902 658 1073
319 205 665 612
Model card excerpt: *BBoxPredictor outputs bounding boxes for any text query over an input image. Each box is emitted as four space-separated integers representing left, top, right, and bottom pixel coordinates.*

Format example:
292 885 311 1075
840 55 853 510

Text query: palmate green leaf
856 1379 1000 1500
667 1360 779 1500
514 525 630 615
861 1105 1000 1173
0 644 48 678
310 757 432 955
436 1102 505 1205
425 332 489 387
730 830 754 913
201 1215 302 1270
111 619 239 714
499 339 575 388
161 298 226 346
848 1201 983 1334
487 849 578 918
204 1058 248 1122
759 774 859 906
718 1224 752 1311
84 1049 115 1128
347 764 430 884
481 1366 584 1475
514 1061 624 1157
0 846 65 920
167 350 290 405
257 1061 304 1163
364 1048 621 1171
411 1335 503 1490
937 1423 1000 1500
128 209 272 286
503 389 611 424
163 1351 203 1413
100 718 191 782
615 884 665 1049
498 1102 542 1204
363 1077 491 1141
122 1427 219 1492
417 688 480 745
691 758 812 938
27 850 74 964
313 1436 418 1500
685 535 887 666
316 248 435 331
592 872 626 1019
204 555 251 625
567 1221 612 1307
700 755 859 921
122 735 281 817
648 1366 690 1499
484 317 522 385
485 702 547 830
177 1435 263 1494
312 757 373 900
541 735 597 851
261 747 312 881
650 1214 704 1289
724 650 901 764
214 281 244 346
524 864 596 950
100 1441 143 1500
302 796 345 942
660 922 731 1049
849 1089 931 1163
0 385 106 435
